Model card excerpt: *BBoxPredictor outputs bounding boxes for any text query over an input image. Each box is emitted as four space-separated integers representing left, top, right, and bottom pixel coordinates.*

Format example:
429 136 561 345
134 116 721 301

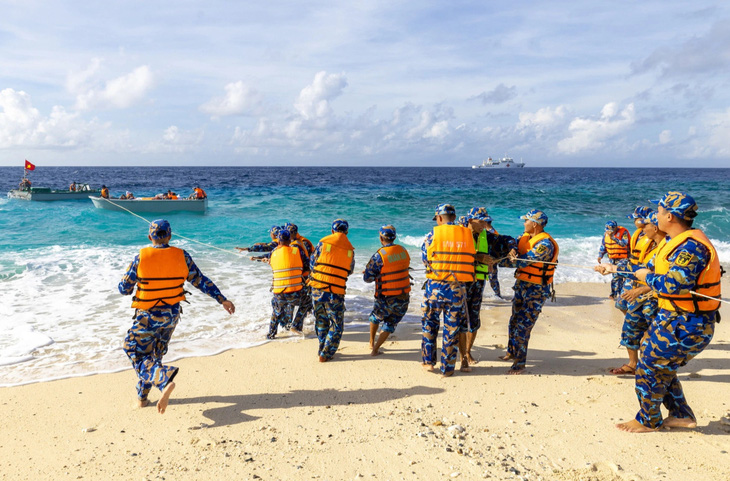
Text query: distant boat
8 184 100 201
90 196 207 213
472 156 525 169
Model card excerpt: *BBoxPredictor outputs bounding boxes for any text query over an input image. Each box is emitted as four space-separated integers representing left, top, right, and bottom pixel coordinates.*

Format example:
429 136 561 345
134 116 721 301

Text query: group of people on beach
117 190 721 434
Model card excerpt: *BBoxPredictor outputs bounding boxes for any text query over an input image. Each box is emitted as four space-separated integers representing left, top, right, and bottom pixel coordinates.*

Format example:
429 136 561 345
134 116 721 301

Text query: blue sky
1 1 729 167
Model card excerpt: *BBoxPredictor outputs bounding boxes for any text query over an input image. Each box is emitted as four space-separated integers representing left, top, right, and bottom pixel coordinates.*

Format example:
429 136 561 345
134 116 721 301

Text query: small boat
472 156 525 169
90 196 208 213
8 184 100 201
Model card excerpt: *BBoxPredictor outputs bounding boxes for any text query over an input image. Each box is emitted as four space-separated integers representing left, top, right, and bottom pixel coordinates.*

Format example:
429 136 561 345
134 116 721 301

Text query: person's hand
236 247 248 252
222 300 235 314
593 265 608 275
621 288 642 302
597 257 602 265
262 257 271 264
508 249 518 261
476 253 490 265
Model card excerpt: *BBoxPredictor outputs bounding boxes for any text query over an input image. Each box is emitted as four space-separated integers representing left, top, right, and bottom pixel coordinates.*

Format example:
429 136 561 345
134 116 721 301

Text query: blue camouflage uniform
119 220 228 402
311 219 355 361
501 210 555 372
599 220 630 304
631 192 718 429
285 223 315 331
363 236 410 335
267 231 309 339
248 225 281 261
485 223 503 298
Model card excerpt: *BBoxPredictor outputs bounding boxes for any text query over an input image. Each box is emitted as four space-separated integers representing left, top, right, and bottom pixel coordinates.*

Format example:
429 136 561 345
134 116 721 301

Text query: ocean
1 166 729 386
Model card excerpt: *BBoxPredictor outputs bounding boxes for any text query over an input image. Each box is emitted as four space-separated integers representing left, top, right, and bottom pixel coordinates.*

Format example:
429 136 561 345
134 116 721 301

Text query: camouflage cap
467 206 490 222
521 209 548 227
605 220 618 231
149 219 172 240
645 211 659 227
269 225 282 236
379 224 397 240
284 222 298 235
650 191 698 220
332 218 349 233
277 229 291 241
457 216 468 227
626 205 652 220
433 203 456 220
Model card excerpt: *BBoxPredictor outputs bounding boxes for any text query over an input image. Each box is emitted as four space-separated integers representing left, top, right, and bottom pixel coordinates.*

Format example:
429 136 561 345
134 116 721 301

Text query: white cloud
294 71 347 120
659 130 672 144
75 65 154 110
199 81 261 118
557 103 635 154
0 88 100 148
517 105 568 138
142 125 204 153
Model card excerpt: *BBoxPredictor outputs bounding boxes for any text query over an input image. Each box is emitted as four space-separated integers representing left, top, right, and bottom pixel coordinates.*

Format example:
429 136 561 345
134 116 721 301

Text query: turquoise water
1 166 729 385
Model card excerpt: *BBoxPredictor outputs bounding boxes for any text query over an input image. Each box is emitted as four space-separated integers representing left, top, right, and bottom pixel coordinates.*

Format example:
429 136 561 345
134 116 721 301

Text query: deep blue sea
2 166 729 385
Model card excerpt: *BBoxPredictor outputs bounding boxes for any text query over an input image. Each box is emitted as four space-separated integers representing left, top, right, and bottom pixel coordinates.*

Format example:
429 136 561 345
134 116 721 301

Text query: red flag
24 160 36 171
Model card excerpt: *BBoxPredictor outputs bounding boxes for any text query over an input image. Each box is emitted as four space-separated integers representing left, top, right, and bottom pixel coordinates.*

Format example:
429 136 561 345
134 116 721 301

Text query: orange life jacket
69 184 76 192
132 246 189 310
194 187 207 199
100 188 109 199
515 232 559 285
633 238 661 287
426 224 475 282
375 245 411 297
270 245 304 294
628 228 649 266
290 239 311 277
654 230 721 314
309 232 354 295
604 226 629 259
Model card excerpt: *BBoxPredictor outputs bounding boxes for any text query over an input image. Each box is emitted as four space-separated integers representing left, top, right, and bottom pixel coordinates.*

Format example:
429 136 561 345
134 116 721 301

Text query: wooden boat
7 184 100 201
89 196 207 213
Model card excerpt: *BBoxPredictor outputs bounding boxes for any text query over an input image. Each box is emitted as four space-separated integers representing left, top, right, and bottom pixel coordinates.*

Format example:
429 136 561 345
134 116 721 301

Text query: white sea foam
2 233 727 386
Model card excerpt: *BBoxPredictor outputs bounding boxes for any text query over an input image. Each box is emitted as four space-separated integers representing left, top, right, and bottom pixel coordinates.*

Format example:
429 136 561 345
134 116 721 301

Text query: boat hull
8 188 100 201
89 196 207 213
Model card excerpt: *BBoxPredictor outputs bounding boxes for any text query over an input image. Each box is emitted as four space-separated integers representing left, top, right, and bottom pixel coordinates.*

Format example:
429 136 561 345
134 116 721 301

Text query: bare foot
663 416 697 429
615 419 657 433
507 367 524 375
370 349 383 357
157 382 175 414
441 370 454 378
460 359 472 373
422 363 435 372
318 355 328 363
136 398 150 409
498 354 514 362
466 353 477 365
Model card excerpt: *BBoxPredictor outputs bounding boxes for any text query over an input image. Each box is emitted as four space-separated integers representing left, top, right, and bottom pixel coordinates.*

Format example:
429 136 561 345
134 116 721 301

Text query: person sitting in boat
125 191 135 199
100 185 110 199
192 186 207 199
19 178 32 191
69 182 77 192
154 193 167 199
167 190 179 200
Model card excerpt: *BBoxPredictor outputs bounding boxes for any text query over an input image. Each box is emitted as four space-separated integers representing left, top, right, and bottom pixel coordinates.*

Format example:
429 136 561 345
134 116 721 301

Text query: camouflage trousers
123 308 181 401
614 276 631 312
489 265 501 298
369 294 410 334
312 289 346 361
507 280 550 370
291 283 313 331
619 295 657 350
462 279 486 333
634 309 716 429
421 280 467 375
268 291 302 339
609 259 625 299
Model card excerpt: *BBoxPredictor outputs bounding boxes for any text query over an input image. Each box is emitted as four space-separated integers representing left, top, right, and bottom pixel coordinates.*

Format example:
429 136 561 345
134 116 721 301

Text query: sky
1 1 730 167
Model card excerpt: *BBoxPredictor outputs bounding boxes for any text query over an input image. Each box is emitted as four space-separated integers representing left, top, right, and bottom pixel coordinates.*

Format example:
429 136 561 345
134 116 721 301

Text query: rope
97 197 248 258
690 290 730 306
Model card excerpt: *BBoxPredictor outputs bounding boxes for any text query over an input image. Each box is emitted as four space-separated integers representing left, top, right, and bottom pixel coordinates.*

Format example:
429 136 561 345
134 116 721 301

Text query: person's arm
613 230 630 247
512 238 555 269
363 251 383 283
309 243 322 271
421 232 433 268
485 232 517 259
598 235 607 263
248 241 277 252
118 255 141 295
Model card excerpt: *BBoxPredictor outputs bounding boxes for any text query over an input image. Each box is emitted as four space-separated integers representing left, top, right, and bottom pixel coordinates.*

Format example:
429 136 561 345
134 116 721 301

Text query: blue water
1 166 729 386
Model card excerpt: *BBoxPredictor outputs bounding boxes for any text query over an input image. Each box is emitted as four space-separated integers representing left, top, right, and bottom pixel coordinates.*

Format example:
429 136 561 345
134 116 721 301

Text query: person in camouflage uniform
285 222 315 333
499 209 558 375
484 215 503 298
236 225 281 261
266 229 308 339
363 225 411 356
615 192 721 433
119 219 235 413
420 203 475 377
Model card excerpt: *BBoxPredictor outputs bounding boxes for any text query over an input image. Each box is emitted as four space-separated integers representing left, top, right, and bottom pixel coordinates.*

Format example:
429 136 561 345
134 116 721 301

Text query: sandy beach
1 281 728 481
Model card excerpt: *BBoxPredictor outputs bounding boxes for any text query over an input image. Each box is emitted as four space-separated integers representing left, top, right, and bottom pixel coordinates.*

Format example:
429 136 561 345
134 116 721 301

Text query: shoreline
1 281 729 480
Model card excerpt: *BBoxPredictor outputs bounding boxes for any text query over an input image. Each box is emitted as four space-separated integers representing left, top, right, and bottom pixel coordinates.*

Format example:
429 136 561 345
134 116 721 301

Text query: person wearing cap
235 225 282 261
598 220 630 304
284 223 314 333
499 209 559 375
100 185 109 199
118 219 235 414
460 207 517 369
483 216 504 299
613 206 653 313
363 225 411 356
420 203 475 377
309 219 355 362
595 211 665 375
266 229 308 339
614 192 721 433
